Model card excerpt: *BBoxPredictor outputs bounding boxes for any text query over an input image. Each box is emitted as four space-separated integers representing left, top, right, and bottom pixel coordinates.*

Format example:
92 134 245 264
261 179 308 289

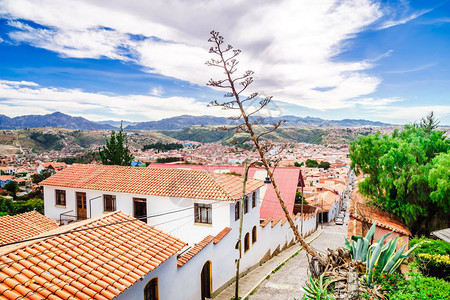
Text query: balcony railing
59 210 87 225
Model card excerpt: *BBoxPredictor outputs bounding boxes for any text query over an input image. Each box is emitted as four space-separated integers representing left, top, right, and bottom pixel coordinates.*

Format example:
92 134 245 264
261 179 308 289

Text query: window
244 232 250 253
55 189 66 206
103 195 116 212
244 196 249 214
195 204 212 224
252 226 257 244
235 201 240 221
252 192 256 208
144 277 158 300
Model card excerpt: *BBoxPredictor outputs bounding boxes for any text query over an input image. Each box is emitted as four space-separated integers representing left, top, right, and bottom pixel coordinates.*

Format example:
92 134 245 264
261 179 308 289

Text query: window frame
194 203 212 225
252 192 256 208
244 232 250 253
235 201 240 221
252 226 257 244
144 277 158 300
244 196 249 214
55 189 66 206
103 194 116 212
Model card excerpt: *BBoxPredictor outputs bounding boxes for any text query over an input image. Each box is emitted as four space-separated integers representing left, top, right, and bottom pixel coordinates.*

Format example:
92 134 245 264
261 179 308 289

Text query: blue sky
0 0 449 124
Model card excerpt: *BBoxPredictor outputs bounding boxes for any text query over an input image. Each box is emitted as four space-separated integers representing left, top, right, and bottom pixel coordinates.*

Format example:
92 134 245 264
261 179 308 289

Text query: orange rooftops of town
0 211 186 300
0 211 58 246
40 164 264 201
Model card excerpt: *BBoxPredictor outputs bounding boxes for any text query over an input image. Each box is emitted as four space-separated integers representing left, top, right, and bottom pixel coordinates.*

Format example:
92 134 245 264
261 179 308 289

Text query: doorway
133 198 147 223
76 192 87 220
201 261 212 300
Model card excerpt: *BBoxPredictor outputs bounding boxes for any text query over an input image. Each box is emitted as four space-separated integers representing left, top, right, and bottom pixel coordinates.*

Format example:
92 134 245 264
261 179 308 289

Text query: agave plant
366 235 421 286
344 222 377 262
302 273 335 300
344 222 421 286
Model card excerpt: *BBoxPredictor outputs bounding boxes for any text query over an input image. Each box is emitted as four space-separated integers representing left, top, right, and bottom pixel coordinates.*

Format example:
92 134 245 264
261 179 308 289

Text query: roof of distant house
0 211 58 245
40 164 263 201
431 228 450 243
306 191 339 212
0 175 12 181
40 162 67 172
0 211 186 299
350 189 411 236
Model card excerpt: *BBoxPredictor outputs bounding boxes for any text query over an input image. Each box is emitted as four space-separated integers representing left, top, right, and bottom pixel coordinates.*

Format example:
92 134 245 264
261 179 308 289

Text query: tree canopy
99 124 134 166
349 113 450 234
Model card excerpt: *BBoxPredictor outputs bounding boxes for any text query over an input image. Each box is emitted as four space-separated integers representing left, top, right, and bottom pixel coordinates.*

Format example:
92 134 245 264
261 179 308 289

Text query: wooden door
76 192 87 220
201 261 211 300
133 198 147 223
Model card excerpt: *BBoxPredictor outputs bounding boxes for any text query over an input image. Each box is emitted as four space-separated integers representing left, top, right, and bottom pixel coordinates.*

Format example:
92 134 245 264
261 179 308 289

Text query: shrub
385 269 450 299
370 265 407 295
416 253 450 281
410 237 450 256
410 237 450 280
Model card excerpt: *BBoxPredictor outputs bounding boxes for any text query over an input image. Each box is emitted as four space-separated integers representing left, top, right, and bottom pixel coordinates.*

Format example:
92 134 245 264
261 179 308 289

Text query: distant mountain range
0 112 115 130
125 114 390 130
0 112 390 130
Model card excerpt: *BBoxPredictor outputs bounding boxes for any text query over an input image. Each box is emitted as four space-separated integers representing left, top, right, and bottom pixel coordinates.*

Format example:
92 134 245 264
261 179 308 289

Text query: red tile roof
0 211 186 300
177 227 231 267
0 211 58 246
349 189 411 236
40 164 263 201
0 176 12 181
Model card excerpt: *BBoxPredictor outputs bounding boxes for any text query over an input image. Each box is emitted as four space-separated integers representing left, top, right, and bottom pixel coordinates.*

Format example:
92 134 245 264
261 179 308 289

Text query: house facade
41 164 264 245
36 164 318 299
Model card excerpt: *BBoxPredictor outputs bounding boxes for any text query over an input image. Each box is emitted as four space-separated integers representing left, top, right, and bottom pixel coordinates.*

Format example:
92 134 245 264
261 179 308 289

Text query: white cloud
377 9 432 30
150 87 163 97
370 105 450 123
385 63 436 74
353 97 404 107
0 0 427 113
0 79 227 121
0 79 39 87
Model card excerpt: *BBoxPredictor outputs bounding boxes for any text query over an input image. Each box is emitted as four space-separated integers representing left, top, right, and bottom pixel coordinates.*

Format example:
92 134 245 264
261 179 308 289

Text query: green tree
0 196 14 216
294 161 304 167
295 191 308 204
349 114 449 234
428 152 450 212
305 159 319 168
318 161 331 170
32 169 55 184
99 123 134 166
4 181 19 200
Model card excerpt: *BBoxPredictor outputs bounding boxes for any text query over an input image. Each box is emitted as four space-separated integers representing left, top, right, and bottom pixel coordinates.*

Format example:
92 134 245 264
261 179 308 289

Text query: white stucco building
37 164 318 299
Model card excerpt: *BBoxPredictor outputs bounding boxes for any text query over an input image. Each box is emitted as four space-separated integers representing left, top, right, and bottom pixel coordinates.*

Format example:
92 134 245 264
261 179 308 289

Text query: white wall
44 185 257 245
115 210 317 300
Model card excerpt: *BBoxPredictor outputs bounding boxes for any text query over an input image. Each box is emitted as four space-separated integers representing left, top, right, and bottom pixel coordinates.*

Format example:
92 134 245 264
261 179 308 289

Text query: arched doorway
201 261 211 300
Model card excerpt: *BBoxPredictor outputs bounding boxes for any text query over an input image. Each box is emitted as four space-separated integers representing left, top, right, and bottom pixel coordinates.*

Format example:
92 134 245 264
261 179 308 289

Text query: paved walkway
214 208 350 300
213 229 324 300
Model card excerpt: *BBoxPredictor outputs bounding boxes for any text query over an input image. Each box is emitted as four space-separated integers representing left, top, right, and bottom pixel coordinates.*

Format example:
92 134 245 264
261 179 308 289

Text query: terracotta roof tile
350 189 411 236
40 164 263 201
271 217 282 227
213 227 231 244
0 211 186 299
177 236 214 268
0 211 58 246
260 218 272 228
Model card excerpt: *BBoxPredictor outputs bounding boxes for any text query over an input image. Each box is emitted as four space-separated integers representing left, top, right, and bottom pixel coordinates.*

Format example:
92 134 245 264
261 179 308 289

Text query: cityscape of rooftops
0 1 449 300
